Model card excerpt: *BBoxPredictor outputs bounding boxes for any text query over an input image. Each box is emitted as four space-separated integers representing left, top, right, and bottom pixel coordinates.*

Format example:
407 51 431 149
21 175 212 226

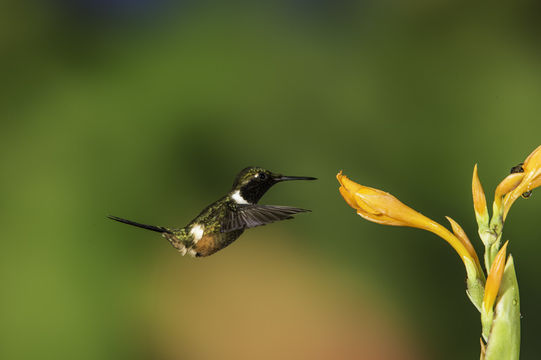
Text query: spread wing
220 205 311 233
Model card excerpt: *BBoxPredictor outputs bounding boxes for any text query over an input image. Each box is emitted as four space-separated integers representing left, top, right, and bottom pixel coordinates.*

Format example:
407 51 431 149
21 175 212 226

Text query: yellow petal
337 171 363 194
427 221 475 268
446 216 482 274
503 171 539 220
353 189 385 215
522 147 541 189
339 185 358 210
502 145 541 219
355 209 409 226
503 188 524 220
338 172 407 225
523 145 541 190
472 164 488 218
483 241 508 313
522 144 541 171
495 173 525 218
495 173 524 200
355 189 412 216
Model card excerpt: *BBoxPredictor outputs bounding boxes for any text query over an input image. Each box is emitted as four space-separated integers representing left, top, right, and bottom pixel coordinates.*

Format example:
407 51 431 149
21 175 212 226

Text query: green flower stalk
337 145 541 359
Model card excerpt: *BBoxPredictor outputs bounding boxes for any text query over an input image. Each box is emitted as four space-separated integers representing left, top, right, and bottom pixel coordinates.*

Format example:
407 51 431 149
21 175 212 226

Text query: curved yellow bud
472 164 488 219
523 144 541 171
495 173 524 205
337 172 476 270
483 241 509 313
337 171 409 226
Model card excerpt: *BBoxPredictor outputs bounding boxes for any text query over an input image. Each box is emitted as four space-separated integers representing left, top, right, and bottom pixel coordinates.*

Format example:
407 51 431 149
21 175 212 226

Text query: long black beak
274 175 317 182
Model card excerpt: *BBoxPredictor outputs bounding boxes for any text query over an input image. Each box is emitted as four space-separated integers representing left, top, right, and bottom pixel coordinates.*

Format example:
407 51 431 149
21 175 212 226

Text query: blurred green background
2 1 541 359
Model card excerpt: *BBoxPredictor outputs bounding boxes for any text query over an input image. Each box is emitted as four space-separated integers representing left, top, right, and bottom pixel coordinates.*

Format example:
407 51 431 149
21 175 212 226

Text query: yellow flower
482 241 509 313
498 145 541 219
337 171 481 274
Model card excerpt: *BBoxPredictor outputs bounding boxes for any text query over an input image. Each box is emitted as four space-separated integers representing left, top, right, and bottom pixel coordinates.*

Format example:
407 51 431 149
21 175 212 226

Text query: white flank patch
231 190 249 204
190 224 204 244
187 249 198 257
179 246 187 256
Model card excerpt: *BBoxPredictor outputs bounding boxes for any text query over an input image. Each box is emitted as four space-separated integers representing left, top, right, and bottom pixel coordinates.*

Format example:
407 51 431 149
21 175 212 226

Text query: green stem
484 234 502 271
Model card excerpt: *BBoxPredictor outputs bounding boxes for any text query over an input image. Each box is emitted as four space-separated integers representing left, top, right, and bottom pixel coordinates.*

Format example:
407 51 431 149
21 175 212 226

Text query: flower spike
336 146 530 359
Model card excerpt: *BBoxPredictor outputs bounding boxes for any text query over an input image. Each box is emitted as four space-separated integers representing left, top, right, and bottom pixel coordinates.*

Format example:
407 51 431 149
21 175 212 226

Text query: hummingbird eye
258 172 267 180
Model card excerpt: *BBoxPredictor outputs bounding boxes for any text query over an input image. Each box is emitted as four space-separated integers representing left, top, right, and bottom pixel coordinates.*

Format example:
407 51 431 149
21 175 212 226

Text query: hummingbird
108 167 316 257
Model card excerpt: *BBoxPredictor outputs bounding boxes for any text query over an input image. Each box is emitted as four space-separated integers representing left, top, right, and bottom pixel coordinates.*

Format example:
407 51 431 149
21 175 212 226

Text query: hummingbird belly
192 229 244 257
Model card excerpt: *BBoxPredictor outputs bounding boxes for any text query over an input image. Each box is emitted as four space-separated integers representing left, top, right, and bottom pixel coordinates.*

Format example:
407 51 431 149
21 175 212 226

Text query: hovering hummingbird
108 167 316 257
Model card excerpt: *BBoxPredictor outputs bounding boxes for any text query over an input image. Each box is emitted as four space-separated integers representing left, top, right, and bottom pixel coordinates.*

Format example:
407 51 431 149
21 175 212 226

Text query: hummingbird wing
220 205 310 233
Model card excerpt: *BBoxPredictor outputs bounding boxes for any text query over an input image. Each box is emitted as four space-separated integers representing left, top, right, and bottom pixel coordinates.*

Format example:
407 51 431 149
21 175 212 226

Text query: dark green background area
2 1 540 359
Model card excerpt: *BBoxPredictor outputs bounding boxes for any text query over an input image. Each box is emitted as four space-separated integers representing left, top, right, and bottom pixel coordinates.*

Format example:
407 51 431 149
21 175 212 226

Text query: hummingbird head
230 167 317 204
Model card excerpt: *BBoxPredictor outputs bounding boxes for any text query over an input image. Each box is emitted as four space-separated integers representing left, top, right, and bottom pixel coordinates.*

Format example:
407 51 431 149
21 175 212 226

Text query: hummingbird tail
108 215 173 234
